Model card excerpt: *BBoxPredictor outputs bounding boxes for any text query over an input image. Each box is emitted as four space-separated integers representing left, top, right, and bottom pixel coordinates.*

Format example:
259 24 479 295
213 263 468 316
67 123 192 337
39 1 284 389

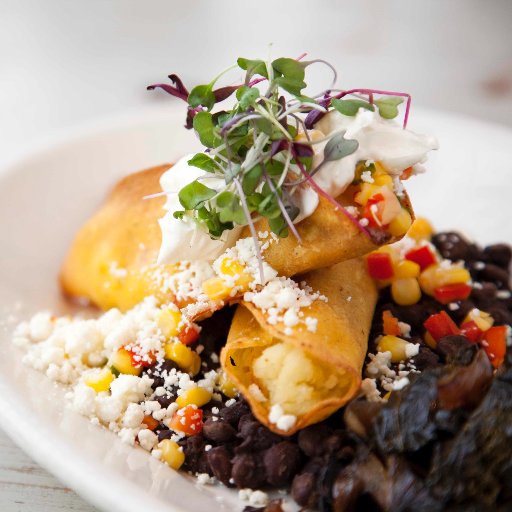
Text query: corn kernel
464 309 494 332
158 439 185 470
388 208 413 237
391 277 422 306
219 371 238 398
84 368 114 393
377 335 409 363
176 387 212 408
110 348 141 376
382 391 392 401
407 217 434 241
373 173 394 189
219 258 253 288
157 308 182 338
424 331 437 349
394 260 420 279
164 343 201 375
354 183 382 206
202 277 232 301
419 264 471 296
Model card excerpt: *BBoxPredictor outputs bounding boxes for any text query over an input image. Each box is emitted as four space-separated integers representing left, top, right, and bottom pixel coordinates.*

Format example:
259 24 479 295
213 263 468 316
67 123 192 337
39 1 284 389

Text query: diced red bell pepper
362 193 386 228
178 324 200 346
460 320 484 344
434 283 472 304
367 252 394 280
169 405 203 436
405 246 437 271
482 325 507 368
125 346 156 368
423 311 460 342
142 415 160 431
382 310 401 336
400 167 413 180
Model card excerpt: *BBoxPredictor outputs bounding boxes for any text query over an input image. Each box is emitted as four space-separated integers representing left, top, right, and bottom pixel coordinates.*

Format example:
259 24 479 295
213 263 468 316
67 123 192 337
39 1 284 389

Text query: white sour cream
157 156 242 264
157 109 438 264
292 109 439 219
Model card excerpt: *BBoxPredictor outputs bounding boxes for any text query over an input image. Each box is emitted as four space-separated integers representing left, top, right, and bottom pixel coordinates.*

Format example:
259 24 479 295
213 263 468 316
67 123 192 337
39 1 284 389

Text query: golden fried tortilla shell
221 258 377 435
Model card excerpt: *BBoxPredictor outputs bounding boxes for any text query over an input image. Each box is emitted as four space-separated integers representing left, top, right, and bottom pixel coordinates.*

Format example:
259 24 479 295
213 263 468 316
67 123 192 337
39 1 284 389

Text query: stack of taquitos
60 163 400 433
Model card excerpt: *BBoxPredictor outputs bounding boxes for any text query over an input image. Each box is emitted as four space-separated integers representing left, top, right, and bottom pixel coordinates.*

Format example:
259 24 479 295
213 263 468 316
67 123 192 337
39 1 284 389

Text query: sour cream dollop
157 158 242 264
292 109 439 220
157 109 438 264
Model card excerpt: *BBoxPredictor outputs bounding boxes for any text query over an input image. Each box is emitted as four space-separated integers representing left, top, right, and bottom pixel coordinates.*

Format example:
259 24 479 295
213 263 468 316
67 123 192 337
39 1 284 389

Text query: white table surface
1 0 512 510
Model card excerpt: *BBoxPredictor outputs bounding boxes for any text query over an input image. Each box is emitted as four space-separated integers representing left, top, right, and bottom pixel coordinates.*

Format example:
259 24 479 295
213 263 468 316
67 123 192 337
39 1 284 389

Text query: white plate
0 105 511 512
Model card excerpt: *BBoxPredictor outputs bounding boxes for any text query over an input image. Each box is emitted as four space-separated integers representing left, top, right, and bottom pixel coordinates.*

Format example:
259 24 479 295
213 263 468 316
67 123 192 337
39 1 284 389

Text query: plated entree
11 55 511 511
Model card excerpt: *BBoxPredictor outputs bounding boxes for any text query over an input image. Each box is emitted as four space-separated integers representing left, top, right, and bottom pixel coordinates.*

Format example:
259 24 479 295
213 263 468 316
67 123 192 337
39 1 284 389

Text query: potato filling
252 342 341 416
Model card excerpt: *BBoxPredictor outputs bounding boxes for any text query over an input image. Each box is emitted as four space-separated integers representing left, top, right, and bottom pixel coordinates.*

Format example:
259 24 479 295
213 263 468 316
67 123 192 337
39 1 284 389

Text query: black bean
155 392 177 409
487 306 512 326
291 472 318 508
206 445 232 485
437 335 477 366
263 441 302 486
219 400 250 427
470 282 498 311
432 232 476 261
413 346 441 371
298 424 332 457
482 244 512 270
231 453 266 488
237 418 283 452
142 360 180 389
478 264 510 289
181 435 211 475
157 429 174 442
203 418 237 443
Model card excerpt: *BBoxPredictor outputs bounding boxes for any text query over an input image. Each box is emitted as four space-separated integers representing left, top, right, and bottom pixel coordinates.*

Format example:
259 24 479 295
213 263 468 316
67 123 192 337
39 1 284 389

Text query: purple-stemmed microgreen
148 56 413 275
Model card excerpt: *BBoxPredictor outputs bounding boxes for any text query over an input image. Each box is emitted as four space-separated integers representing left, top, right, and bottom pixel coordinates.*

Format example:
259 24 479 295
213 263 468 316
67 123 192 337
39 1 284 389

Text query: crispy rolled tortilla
61 163 408 310
221 258 378 435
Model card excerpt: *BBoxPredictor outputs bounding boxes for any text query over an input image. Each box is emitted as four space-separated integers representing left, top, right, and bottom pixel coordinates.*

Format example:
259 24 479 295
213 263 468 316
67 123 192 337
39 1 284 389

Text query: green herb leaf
272 58 305 81
193 112 221 148
258 193 281 219
242 165 263 194
173 210 186 219
268 214 289 238
178 180 216 210
246 193 264 211
331 98 375 116
375 97 404 119
187 153 218 173
197 207 231 238
265 160 285 176
237 58 268 78
188 84 216 110
236 86 260 110
323 132 359 162
275 76 307 96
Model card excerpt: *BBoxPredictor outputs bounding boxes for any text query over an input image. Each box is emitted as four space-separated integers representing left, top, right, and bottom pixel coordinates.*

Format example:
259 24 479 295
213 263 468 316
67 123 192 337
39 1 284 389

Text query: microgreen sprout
148 55 412 277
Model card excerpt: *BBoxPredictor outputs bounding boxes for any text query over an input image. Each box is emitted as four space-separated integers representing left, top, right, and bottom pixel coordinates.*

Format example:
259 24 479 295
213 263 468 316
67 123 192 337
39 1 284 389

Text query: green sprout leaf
375 97 404 119
236 86 260 110
272 58 305 81
242 165 263 194
188 84 216 110
173 210 186 220
178 180 216 210
274 76 306 96
197 207 231 238
268 214 289 238
237 58 268 78
187 153 218 173
192 112 221 148
323 132 359 162
331 98 374 117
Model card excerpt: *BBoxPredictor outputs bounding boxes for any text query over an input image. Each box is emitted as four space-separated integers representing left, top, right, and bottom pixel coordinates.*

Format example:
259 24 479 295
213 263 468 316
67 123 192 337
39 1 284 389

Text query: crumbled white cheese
196 473 215 485
268 404 297 431
138 429 158 451
239 489 269 507
360 378 383 402
392 377 410 391
404 342 420 359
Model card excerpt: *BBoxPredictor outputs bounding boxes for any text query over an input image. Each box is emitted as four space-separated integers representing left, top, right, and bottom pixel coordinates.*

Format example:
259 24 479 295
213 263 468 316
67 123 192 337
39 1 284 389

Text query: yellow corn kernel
158 439 185 470
407 217 434 241
388 208 413 237
419 264 471 296
424 331 437 349
219 371 238 398
157 308 182 338
377 335 409 363
202 277 232 301
375 245 400 264
84 368 114 393
354 183 382 206
164 343 201 375
394 260 421 279
219 258 253 288
391 277 422 306
464 309 494 332
176 387 212 408
373 173 394 189
110 348 141 376
382 391 392 401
